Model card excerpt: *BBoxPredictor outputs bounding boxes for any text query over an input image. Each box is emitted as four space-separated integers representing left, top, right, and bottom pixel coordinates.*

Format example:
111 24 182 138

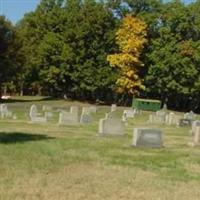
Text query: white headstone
0 104 12 118
29 105 47 123
191 120 200 135
189 126 200 147
123 110 135 118
132 128 163 148
111 104 117 112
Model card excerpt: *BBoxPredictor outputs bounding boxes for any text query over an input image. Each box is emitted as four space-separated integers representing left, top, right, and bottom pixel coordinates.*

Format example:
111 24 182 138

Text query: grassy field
0 96 200 200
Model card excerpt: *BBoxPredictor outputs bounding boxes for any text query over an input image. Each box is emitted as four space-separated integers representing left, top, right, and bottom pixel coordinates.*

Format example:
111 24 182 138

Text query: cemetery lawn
0 96 200 200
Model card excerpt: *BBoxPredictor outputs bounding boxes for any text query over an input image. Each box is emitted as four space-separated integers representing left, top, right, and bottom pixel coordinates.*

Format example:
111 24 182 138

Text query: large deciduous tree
107 15 147 95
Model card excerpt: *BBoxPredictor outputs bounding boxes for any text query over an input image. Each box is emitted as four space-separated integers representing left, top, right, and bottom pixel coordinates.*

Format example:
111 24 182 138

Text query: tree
107 15 147 95
144 0 200 110
0 16 20 97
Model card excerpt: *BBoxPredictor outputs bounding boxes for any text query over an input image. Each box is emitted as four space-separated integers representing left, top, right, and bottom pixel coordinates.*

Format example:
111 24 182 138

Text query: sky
0 0 197 24
0 0 40 24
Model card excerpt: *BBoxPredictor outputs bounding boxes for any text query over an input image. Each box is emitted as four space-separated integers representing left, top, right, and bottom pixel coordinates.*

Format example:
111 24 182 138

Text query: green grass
0 96 200 200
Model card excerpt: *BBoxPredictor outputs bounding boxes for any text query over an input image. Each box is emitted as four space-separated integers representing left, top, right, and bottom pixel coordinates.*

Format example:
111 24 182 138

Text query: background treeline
1 0 200 111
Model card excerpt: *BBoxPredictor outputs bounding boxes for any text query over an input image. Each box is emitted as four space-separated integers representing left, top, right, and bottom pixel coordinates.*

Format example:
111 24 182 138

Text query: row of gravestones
148 110 196 126
29 104 97 125
1 103 200 147
99 111 200 147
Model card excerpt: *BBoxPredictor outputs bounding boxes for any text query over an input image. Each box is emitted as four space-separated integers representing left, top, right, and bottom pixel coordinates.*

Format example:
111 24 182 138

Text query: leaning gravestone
29 104 47 123
132 128 163 148
98 117 124 136
0 104 12 118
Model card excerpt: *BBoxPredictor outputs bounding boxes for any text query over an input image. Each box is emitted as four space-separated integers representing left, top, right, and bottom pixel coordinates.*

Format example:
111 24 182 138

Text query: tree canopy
1 0 200 111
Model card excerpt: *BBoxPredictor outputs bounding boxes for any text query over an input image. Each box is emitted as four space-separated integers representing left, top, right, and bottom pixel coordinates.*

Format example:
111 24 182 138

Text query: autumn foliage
107 15 147 94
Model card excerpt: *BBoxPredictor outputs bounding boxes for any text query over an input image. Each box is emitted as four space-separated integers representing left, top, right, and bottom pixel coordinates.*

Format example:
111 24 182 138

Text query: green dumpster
132 98 161 111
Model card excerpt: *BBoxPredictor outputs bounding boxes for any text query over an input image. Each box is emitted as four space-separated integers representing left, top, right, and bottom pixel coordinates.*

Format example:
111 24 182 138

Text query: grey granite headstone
80 114 92 124
132 128 163 148
98 118 124 136
58 111 79 125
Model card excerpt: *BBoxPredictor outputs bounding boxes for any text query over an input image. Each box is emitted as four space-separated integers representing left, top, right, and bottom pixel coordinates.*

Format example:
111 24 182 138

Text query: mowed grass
0 96 200 200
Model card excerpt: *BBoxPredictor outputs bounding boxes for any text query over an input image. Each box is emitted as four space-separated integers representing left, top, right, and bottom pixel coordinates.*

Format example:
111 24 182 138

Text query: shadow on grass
0 96 58 104
0 132 54 144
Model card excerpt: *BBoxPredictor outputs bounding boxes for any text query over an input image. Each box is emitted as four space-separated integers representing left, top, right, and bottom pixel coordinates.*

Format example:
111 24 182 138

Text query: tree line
1 0 200 111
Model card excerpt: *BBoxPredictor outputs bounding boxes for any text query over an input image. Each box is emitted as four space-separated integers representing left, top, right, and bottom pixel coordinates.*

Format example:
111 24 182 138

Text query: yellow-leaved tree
107 15 147 94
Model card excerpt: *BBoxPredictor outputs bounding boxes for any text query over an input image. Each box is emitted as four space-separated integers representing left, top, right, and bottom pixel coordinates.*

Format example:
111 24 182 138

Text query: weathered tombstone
165 112 182 125
191 120 200 135
80 114 92 124
89 106 97 113
122 112 127 122
80 107 92 124
189 126 200 147
58 110 79 125
111 104 117 112
148 114 165 124
184 111 196 120
81 107 91 115
123 110 135 118
0 104 12 118
42 105 52 111
29 104 47 123
179 118 193 127
98 118 124 136
132 128 163 148
156 110 166 118
45 111 53 118
70 106 79 121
